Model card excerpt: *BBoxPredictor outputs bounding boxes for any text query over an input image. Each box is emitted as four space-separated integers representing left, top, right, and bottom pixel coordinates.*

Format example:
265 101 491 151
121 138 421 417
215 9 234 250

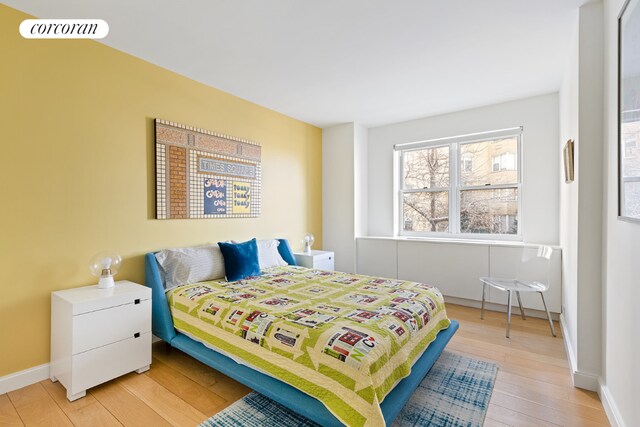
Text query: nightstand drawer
314 259 334 271
294 250 335 270
72 299 151 354
71 332 151 394
313 252 333 263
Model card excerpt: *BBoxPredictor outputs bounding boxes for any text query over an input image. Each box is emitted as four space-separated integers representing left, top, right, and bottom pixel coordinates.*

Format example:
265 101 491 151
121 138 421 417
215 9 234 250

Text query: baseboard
599 382 625 427
0 363 50 395
572 370 599 391
559 314 578 379
559 314 599 391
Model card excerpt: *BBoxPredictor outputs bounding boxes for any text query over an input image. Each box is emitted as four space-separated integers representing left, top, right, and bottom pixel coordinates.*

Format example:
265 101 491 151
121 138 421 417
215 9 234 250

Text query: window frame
394 127 523 241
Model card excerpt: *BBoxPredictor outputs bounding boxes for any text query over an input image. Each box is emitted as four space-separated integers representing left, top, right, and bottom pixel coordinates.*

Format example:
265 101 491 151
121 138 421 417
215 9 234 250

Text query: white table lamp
89 252 122 289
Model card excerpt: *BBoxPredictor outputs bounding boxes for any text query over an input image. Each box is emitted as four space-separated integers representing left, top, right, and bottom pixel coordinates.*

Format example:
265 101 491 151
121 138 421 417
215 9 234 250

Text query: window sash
396 129 522 240
399 143 450 191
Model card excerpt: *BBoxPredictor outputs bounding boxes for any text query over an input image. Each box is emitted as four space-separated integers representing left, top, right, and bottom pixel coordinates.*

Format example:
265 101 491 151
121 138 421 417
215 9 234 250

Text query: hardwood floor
1 304 609 426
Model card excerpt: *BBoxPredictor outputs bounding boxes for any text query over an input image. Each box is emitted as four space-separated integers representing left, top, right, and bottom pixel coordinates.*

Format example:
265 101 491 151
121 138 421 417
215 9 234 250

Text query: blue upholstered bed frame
145 252 459 426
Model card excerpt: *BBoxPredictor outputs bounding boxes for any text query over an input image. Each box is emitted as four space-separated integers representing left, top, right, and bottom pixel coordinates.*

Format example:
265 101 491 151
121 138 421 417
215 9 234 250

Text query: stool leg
506 290 512 338
481 283 487 320
516 291 526 320
540 292 556 337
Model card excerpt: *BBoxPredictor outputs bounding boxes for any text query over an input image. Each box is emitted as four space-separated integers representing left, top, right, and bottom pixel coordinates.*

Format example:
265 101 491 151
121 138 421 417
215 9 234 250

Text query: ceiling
7 0 588 128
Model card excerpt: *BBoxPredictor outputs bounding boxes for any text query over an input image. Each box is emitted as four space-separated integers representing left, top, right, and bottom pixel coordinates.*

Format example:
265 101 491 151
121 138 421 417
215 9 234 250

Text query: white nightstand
50 280 152 401
294 250 335 270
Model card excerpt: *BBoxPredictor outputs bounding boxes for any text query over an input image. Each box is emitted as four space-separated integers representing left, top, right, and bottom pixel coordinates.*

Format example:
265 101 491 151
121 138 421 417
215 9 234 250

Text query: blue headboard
144 253 177 344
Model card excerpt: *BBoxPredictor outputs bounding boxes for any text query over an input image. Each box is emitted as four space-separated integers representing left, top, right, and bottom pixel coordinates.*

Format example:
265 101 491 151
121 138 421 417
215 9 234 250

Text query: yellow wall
0 5 322 377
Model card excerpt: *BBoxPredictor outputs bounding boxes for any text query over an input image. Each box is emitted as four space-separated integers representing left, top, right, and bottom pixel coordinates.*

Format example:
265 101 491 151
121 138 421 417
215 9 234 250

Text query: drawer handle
329 257 332 260
134 299 140 304
134 332 140 338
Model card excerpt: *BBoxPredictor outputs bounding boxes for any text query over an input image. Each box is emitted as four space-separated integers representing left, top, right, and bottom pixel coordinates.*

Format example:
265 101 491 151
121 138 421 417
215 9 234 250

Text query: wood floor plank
89 380 171 427
146 358 227 416
151 344 250 403
483 416 513 427
152 344 225 388
7 383 73 427
491 390 609 426
486 403 561 427
565 386 604 411
494 377 608 423
496 371 570 400
452 333 568 369
0 394 23 426
495 369 602 411
39 380 121 427
207 375 251 405
118 371 208 427
447 337 569 375
455 322 565 359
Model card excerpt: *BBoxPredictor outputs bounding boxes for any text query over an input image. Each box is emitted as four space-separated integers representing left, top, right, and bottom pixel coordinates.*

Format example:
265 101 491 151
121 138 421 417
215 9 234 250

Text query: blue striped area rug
200 351 497 427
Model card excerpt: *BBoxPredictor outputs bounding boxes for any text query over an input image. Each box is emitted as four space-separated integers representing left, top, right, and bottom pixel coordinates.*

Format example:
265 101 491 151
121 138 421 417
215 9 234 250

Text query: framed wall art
618 0 640 221
563 139 575 183
155 119 261 219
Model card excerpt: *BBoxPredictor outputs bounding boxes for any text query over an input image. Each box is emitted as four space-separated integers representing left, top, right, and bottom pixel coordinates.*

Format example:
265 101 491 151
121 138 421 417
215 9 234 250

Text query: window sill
357 235 560 249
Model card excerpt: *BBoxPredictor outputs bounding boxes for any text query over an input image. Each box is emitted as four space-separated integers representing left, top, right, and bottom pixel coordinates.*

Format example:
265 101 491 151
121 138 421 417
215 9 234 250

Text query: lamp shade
89 252 121 289
302 233 315 255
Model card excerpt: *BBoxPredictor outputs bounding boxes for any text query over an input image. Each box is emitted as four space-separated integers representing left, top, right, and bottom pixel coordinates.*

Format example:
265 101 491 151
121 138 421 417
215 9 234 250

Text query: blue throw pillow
277 238 297 266
218 238 261 281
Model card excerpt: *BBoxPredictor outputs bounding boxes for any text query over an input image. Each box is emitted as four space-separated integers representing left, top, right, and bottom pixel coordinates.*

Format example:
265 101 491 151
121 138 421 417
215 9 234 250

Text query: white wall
559 16 580 372
354 124 368 237
323 124 356 273
322 123 368 273
367 93 560 245
602 0 640 424
576 0 604 386
558 1 604 392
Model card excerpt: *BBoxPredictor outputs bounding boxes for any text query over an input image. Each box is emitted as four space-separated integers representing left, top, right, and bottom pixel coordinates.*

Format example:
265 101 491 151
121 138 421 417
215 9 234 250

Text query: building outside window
462 153 473 172
396 128 522 239
492 152 516 171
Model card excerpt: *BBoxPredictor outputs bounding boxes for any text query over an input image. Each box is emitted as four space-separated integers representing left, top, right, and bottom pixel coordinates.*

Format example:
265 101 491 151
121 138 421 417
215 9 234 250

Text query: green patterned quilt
167 266 450 427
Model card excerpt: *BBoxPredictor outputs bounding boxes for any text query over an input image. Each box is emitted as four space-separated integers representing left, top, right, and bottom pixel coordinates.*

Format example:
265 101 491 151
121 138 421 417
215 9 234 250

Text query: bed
145 252 458 426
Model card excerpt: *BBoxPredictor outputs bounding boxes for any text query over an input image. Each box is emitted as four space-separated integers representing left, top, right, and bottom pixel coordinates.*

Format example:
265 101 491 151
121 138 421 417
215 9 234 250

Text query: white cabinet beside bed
50 280 152 401
398 241 490 301
294 250 335 270
356 237 562 314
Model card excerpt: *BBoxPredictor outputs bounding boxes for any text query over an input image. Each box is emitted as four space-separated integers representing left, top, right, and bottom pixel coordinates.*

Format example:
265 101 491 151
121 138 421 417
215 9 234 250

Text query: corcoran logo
19 19 109 39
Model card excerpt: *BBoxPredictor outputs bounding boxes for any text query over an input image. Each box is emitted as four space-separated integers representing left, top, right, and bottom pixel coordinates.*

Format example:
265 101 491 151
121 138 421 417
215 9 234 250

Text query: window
461 154 473 172
396 128 522 239
492 152 516 171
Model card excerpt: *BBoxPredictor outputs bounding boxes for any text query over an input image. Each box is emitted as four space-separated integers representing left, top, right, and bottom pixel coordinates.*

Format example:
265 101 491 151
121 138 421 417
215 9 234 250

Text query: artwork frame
563 139 575 183
618 0 640 222
154 119 261 219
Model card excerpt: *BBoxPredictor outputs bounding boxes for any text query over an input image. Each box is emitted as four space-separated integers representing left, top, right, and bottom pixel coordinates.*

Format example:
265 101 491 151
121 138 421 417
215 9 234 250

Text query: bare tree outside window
399 133 520 237
402 146 449 232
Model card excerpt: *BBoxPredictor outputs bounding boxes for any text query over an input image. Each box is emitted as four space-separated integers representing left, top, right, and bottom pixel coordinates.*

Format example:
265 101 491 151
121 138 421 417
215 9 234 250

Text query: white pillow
155 244 225 290
257 239 288 269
